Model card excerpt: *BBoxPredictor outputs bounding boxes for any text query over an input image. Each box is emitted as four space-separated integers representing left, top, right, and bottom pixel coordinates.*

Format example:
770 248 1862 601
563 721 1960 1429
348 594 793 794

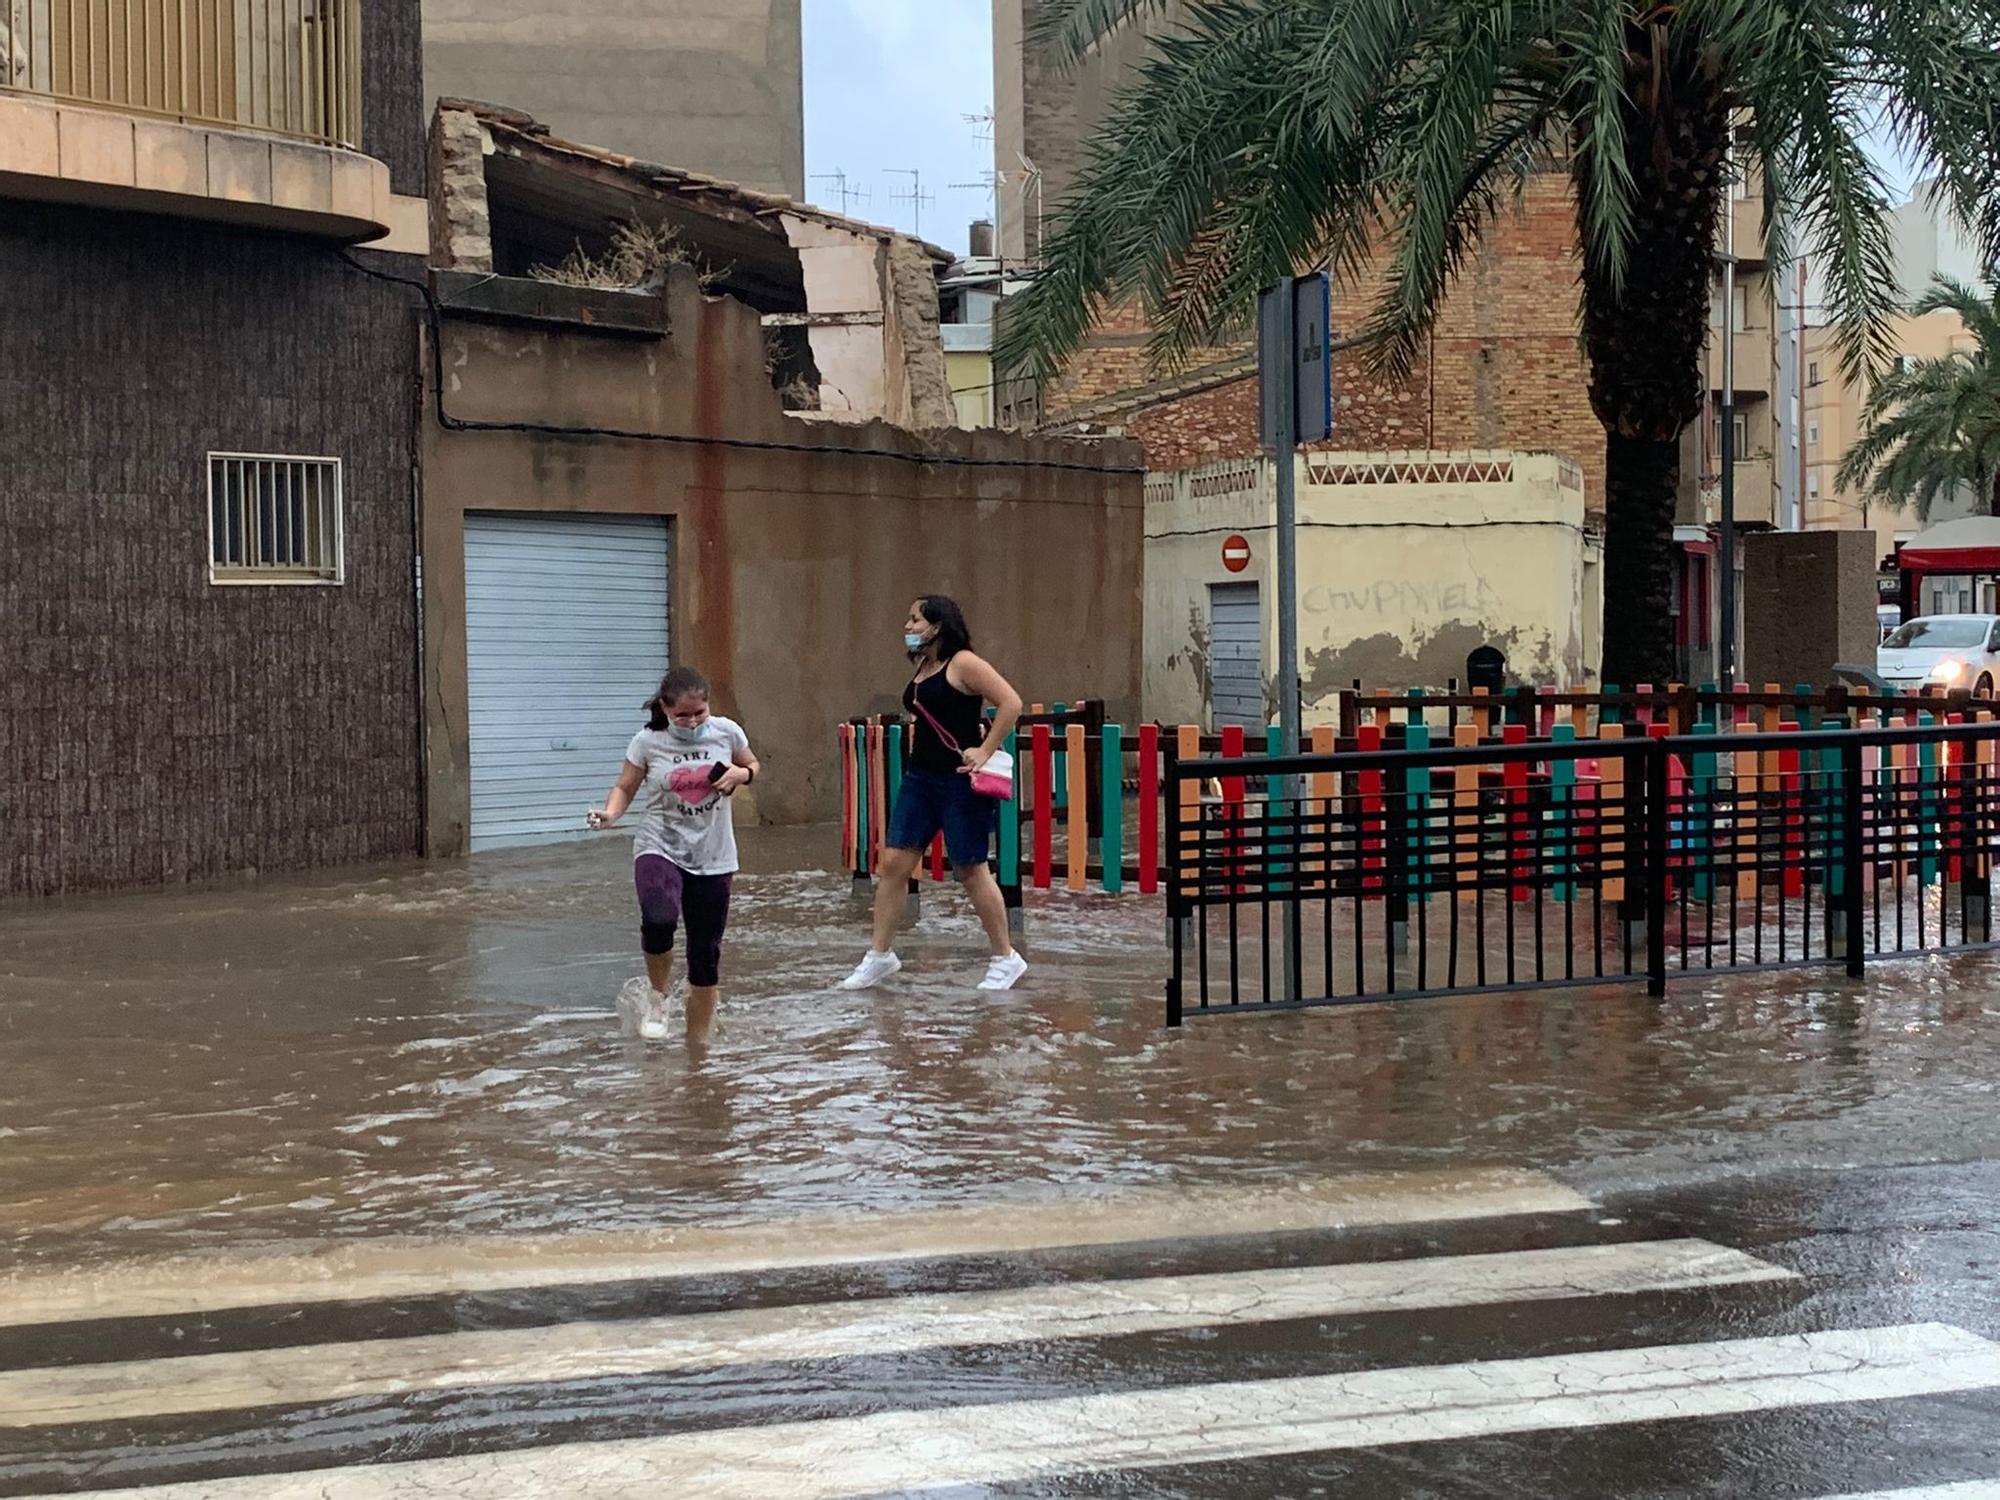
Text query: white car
1877 613 2000 694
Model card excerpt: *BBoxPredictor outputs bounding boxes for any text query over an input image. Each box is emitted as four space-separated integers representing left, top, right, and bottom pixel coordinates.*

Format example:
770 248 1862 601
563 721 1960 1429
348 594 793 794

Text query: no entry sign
1221 534 1251 573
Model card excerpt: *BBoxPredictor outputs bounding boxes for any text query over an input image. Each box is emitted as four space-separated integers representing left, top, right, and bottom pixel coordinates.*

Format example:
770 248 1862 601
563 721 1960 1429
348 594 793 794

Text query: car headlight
1931 659 1965 683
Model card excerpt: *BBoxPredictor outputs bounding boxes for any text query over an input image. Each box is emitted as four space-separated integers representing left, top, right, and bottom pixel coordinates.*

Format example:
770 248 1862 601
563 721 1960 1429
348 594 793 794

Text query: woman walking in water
842 596 1027 992
588 666 758 1044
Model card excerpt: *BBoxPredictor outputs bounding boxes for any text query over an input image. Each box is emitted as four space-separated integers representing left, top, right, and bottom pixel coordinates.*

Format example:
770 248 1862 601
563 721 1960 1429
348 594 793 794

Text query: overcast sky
801 5 1925 259
803 0 996 255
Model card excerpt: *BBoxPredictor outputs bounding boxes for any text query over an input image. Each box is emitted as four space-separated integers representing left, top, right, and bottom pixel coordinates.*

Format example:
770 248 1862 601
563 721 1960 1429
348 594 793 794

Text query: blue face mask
667 720 707 743
905 632 928 653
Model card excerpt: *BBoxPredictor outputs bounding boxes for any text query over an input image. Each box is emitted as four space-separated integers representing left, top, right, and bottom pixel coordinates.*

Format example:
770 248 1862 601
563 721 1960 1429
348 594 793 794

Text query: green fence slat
1100 724 1123 893
1406 722 1432 893
997 728 1021 888
1691 720 1717 901
1051 703 1069 810
886 719 904 828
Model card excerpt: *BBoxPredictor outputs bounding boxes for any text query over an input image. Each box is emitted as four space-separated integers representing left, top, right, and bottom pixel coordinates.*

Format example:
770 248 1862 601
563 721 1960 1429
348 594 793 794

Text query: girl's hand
959 746 993 775
716 765 752 794
586 807 616 830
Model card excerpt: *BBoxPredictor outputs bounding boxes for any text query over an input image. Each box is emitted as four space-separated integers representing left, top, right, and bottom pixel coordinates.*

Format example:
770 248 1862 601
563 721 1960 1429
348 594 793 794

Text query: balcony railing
0 0 362 149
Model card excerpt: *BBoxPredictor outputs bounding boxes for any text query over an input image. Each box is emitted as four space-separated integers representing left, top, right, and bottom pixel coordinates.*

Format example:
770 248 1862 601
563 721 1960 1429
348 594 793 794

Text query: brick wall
1040 181 1608 506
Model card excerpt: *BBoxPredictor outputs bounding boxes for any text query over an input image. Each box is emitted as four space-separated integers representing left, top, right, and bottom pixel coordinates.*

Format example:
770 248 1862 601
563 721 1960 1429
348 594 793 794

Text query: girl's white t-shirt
623 717 750 875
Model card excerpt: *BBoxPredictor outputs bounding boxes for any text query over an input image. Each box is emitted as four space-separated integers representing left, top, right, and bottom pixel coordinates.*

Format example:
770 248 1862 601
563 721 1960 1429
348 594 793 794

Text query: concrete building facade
1145 453 1603 728
424 0 804 198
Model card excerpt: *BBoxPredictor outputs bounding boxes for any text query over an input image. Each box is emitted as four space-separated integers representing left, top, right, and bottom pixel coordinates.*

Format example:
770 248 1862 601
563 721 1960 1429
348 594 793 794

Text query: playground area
841 684 2000 1022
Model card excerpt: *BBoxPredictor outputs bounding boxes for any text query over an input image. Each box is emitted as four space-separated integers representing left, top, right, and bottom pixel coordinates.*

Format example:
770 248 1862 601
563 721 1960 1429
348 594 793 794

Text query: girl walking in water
842 596 1028 992
588 666 758 1044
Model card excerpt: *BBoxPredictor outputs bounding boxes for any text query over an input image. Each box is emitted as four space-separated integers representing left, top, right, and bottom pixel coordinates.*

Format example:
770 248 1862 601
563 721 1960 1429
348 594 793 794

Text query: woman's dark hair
645 665 710 730
913 595 973 660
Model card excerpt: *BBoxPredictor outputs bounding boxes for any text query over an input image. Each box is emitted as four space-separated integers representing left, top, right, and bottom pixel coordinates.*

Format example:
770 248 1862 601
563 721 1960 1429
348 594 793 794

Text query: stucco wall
421 266 1143 856
1145 452 1603 727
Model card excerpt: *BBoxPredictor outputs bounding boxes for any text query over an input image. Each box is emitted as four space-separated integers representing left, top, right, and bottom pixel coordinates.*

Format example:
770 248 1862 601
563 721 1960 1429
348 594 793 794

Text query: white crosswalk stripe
5 1173 2000 1499
0 1237 1788 1429
0 1169 1590 1328
12 1326 2000 1500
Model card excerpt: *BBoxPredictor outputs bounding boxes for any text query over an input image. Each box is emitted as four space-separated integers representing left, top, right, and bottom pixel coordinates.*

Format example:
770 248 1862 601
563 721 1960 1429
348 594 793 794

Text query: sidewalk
4 824 1999 1272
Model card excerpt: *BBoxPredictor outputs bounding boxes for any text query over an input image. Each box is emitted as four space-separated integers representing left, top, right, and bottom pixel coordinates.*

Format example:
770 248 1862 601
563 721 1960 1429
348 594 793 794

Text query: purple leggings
634 855 733 987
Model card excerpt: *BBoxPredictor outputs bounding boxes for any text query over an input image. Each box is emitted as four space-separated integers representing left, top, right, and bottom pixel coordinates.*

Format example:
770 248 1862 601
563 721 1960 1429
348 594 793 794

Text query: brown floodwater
4 825 1999 1272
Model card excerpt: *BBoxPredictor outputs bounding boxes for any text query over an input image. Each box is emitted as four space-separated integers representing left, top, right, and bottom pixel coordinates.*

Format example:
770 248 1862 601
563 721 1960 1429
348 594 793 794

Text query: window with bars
207 453 343 583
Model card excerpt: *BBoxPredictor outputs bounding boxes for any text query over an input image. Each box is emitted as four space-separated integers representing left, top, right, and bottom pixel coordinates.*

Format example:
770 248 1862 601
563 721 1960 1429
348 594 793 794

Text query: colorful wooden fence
839 694 2000 933
1338 681 1998 738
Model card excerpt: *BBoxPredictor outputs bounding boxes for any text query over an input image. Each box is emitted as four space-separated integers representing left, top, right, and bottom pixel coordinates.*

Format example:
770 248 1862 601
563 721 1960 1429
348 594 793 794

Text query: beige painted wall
1804 310 1981 559
425 0 803 196
1144 452 1603 726
947 349 995 427
421 266 1143 856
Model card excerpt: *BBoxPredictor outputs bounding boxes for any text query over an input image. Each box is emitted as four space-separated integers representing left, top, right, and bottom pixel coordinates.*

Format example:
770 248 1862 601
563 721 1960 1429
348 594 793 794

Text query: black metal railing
1164 719 2000 1024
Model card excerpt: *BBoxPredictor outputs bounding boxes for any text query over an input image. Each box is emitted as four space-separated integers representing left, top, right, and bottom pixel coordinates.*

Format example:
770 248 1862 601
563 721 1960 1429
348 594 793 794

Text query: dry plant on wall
532 220 730 294
764 328 821 412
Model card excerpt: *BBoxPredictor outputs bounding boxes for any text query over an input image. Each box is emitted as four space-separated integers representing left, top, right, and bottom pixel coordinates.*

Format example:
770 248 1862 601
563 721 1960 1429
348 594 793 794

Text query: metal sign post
1258 272 1332 1005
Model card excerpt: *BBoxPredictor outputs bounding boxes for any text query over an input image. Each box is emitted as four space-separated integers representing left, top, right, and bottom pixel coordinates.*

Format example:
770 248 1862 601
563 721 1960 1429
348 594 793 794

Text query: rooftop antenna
887 168 936 238
811 169 870 217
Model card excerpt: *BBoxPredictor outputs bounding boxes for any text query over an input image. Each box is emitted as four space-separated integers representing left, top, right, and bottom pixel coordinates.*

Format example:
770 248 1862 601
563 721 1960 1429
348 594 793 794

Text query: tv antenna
887 168 936 237
811 169 870 217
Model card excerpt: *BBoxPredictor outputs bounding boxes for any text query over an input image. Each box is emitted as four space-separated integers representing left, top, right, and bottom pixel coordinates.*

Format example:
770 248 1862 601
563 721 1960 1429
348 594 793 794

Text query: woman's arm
948 653 1023 769
588 759 647 829
718 742 761 793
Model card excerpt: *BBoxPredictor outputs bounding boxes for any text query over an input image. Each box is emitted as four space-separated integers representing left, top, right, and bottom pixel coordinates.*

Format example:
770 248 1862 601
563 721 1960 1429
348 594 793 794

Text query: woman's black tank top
906 664 985 774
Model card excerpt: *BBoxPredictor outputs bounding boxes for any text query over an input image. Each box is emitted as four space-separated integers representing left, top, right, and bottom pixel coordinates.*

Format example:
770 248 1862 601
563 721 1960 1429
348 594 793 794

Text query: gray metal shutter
1207 582 1265 730
464 513 670 851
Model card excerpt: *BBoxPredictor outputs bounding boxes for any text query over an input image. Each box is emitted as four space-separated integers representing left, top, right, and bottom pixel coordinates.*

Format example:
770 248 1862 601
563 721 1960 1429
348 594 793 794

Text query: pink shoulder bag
910 695 1014 800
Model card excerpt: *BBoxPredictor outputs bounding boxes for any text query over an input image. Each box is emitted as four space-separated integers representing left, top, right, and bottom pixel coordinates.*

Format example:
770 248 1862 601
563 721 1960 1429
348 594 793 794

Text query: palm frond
1026 0 1179 70
1555 0 1638 291
997 0 1340 377
1726 0 1901 381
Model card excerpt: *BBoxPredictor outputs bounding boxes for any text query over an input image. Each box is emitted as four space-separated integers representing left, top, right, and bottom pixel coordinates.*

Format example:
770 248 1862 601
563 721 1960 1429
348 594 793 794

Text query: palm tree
998 0 2000 684
1838 276 2000 521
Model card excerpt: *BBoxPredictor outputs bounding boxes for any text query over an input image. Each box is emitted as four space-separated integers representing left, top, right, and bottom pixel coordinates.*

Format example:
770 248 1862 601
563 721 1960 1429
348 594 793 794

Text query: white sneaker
977 951 1028 992
638 986 671 1040
840 950 902 990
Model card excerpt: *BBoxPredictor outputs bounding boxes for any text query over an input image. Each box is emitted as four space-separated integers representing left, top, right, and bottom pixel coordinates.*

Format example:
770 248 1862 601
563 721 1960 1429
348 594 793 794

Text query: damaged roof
446 99 951 311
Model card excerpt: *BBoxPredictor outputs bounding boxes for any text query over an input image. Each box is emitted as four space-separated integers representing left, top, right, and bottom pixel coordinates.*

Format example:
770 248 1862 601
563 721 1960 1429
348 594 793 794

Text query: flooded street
9 832 2000 1494
6 826 2000 1270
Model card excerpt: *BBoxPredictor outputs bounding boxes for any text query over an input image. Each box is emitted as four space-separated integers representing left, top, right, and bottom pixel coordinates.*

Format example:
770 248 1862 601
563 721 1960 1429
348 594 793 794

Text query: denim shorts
888 767 996 868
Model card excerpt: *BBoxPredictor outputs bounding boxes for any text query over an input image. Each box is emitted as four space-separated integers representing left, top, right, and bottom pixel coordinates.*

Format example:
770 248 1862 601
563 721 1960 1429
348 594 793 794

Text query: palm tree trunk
1599 432 1682 683
1578 47 1729 686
